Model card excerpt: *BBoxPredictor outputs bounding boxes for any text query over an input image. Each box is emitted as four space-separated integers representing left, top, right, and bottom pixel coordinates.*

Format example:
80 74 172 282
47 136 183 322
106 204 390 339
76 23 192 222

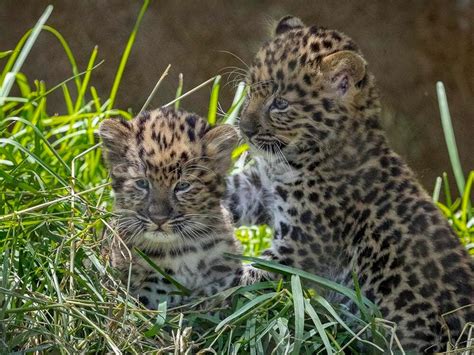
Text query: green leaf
0 5 53 105
144 301 167 337
304 299 333 354
224 81 247 124
174 73 184 110
215 292 276 332
290 275 304 355
0 50 14 59
107 0 150 113
226 254 378 314
437 81 465 196
207 75 221 126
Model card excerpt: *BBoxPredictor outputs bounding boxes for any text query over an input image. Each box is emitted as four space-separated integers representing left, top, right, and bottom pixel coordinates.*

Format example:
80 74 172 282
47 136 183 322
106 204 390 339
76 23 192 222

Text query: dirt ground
1 0 473 191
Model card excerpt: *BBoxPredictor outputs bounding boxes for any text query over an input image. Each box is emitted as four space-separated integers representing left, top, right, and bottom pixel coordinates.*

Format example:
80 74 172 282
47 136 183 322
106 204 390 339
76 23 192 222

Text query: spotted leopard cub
99 108 243 308
227 16 474 352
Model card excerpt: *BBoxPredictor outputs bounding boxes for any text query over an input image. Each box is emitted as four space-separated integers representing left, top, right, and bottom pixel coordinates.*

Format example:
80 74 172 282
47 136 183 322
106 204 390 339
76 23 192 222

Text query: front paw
240 264 269 285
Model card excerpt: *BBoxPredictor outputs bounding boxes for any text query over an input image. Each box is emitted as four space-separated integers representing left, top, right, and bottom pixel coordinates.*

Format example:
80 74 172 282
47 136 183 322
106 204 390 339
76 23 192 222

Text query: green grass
0 3 472 354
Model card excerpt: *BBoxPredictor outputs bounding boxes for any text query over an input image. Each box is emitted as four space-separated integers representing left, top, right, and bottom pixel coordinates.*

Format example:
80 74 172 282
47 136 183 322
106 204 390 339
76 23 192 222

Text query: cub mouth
251 135 287 154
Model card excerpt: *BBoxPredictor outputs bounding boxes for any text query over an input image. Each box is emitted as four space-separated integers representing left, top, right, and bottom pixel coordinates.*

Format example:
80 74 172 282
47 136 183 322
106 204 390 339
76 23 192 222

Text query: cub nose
148 202 172 227
239 119 258 139
150 215 168 227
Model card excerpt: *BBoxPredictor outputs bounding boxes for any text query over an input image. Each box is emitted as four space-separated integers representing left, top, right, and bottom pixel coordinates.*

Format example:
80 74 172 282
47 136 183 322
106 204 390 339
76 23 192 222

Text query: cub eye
271 97 289 111
174 181 191 193
135 179 150 190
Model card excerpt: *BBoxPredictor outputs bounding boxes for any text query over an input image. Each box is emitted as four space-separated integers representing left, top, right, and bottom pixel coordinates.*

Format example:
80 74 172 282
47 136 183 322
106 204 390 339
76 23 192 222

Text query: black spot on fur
421 261 440 279
288 59 297 71
394 290 415 308
300 210 312 224
187 129 195 142
139 295 149 306
276 185 288 201
322 98 333 112
378 274 401 296
293 190 304 200
310 42 320 52
211 264 232 273
279 222 289 236
322 40 332 49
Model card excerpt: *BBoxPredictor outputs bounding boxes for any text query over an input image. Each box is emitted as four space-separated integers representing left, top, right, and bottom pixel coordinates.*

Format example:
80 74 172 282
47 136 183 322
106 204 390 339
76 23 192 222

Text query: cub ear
321 50 367 95
99 118 132 166
274 16 305 35
202 124 239 174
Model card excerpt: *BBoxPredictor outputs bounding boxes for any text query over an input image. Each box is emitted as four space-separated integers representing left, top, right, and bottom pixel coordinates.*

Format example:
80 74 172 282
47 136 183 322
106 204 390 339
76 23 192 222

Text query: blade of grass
61 84 74 114
0 182 109 221
42 25 82 92
215 292 276 332
138 64 171 115
0 50 13 59
290 275 304 355
163 76 216 108
227 254 378 312
29 60 104 104
90 86 102 113
134 248 191 296
461 171 474 224
3 117 71 174
0 5 53 105
144 301 167 337
442 172 453 208
207 75 221 126
0 138 69 188
314 295 383 352
224 81 247 124
174 73 184 110
232 143 249 160
74 46 98 112
107 0 150 114
437 81 465 196
432 176 442 203
304 299 333 354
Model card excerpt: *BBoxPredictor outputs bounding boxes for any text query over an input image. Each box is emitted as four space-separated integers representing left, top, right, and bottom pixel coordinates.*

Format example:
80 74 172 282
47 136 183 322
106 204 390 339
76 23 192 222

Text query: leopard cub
99 108 243 308
227 16 473 352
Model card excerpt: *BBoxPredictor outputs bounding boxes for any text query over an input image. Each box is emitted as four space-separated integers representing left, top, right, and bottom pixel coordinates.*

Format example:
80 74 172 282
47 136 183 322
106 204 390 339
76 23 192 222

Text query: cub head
99 108 238 247
239 16 379 162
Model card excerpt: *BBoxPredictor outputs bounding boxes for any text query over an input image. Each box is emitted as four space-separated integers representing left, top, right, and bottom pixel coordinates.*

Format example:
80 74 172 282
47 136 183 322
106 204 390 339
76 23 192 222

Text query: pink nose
150 216 168 226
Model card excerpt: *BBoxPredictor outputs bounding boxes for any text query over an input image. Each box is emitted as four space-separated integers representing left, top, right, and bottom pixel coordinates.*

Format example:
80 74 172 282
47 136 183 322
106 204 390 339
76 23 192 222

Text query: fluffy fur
100 108 245 308
226 16 474 352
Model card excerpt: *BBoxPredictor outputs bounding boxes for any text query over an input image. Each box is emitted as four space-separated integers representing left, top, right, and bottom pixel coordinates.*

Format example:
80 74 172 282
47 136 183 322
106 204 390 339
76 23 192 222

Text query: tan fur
99 108 248 308
227 16 474 352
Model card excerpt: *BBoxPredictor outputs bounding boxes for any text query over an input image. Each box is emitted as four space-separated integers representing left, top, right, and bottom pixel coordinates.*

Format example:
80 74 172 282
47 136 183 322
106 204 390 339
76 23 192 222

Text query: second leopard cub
228 16 473 352
99 108 243 308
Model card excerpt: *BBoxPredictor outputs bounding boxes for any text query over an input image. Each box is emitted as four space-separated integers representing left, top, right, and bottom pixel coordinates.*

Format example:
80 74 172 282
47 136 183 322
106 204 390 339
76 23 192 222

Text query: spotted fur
99 108 247 308
226 16 474 352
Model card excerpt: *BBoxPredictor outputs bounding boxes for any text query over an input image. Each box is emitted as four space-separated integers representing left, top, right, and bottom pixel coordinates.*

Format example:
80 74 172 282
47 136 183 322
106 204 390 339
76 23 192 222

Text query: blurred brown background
1 0 473 191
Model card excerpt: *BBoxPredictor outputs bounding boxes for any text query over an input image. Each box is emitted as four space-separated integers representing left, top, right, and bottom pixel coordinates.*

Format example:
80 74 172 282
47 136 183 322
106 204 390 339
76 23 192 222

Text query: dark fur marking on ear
275 16 304 35
356 72 368 89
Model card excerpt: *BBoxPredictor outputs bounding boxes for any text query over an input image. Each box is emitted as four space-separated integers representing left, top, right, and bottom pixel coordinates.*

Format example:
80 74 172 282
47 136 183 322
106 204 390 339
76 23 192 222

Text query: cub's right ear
99 118 132 166
274 16 305 35
202 124 239 174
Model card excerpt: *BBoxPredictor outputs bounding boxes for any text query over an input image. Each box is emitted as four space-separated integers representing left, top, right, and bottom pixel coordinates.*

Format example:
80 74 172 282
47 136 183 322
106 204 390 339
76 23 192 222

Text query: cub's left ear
99 118 132 167
274 16 305 35
202 124 239 174
321 51 367 95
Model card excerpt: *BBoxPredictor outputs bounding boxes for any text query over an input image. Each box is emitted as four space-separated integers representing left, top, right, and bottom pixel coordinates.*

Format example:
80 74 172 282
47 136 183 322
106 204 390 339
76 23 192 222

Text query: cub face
99 108 238 247
239 16 374 161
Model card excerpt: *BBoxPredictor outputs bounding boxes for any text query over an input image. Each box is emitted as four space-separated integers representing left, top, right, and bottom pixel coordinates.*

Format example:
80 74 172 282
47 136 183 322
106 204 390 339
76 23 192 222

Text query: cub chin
99 107 245 308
